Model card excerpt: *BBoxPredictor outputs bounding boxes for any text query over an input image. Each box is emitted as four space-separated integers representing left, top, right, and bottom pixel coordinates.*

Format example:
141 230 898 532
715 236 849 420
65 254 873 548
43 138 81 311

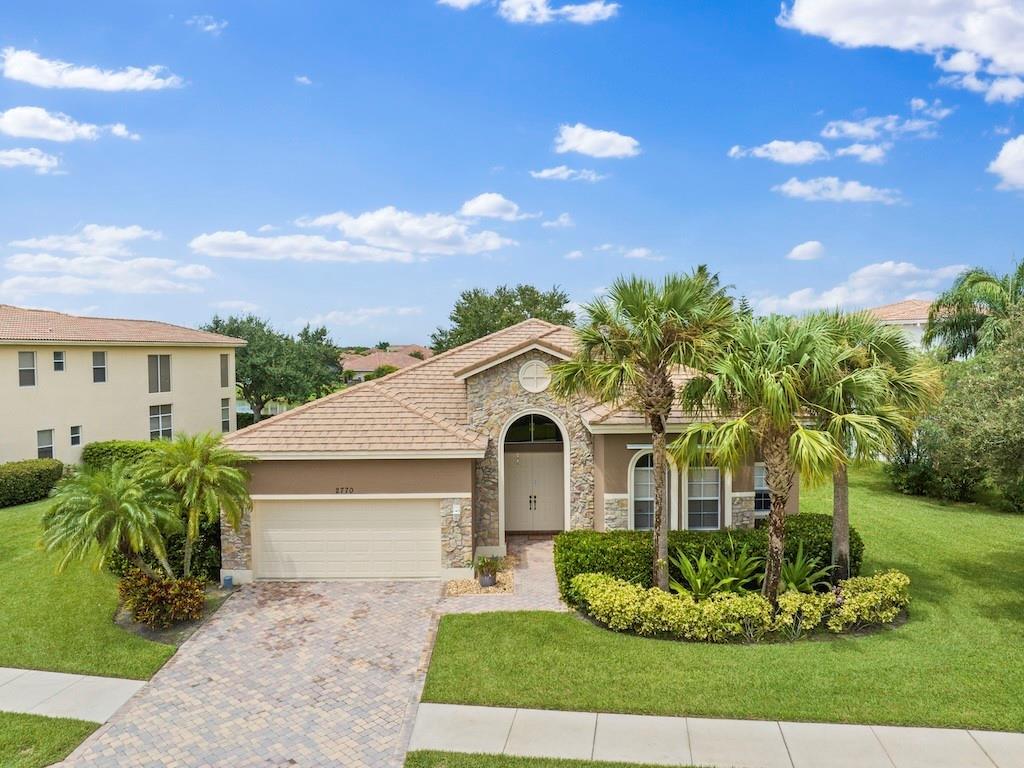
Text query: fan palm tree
819 311 939 580
924 262 1024 358
140 433 253 578
671 314 895 604
42 462 178 578
550 270 736 590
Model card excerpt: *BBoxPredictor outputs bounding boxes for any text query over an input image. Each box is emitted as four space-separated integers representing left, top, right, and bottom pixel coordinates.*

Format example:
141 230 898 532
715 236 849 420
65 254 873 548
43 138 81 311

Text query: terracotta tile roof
389 344 434 358
867 299 932 323
341 350 426 372
0 304 245 346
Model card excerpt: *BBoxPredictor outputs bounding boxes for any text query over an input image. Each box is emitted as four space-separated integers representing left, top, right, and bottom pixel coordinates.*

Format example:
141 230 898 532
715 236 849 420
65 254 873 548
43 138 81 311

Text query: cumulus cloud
834 142 890 163
530 165 607 182
10 224 161 256
910 97 955 120
756 260 966 313
294 75 313 86
302 306 423 327
564 249 584 260
186 15 228 35
542 213 574 228
555 123 640 158
0 106 138 142
459 192 537 221
623 247 663 261
728 140 829 164
438 0 485 7
439 0 618 23
786 240 825 261
0 147 60 174
773 176 902 204
189 231 418 263
1 47 183 91
820 114 936 141
987 134 1024 190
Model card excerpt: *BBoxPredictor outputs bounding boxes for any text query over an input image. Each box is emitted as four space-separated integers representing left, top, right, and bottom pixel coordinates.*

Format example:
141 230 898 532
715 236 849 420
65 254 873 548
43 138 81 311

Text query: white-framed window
92 351 107 383
53 351 65 372
220 353 229 388
632 452 655 531
754 463 771 518
37 429 54 459
221 398 230 433
70 425 82 446
148 354 171 393
687 466 721 530
149 404 172 441
18 351 36 387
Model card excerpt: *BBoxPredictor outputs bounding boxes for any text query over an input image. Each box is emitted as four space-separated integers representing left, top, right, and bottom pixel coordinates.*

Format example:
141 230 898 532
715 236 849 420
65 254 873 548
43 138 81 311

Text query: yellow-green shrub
827 570 910 632
773 591 837 639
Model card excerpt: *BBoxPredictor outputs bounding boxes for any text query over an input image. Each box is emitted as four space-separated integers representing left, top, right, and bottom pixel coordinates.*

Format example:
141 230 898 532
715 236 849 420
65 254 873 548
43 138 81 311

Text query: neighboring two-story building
1 305 246 465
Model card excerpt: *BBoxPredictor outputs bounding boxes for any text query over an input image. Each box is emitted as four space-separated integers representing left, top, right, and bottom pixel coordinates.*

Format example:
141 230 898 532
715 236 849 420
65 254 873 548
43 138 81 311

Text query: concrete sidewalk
0 667 143 723
409 702 1024 768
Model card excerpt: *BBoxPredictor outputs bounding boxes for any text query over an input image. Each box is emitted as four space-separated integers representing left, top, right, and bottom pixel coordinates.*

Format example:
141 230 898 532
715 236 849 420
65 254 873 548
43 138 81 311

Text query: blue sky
1 0 1022 344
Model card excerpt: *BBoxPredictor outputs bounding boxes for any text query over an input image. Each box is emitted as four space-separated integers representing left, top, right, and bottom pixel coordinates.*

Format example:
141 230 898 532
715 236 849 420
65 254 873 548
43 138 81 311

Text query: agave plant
669 547 737 600
779 542 834 594
710 535 764 592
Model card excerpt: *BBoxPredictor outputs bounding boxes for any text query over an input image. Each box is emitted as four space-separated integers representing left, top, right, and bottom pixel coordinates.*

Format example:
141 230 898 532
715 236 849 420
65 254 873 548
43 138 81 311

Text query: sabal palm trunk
761 434 793 606
832 463 850 582
651 415 669 591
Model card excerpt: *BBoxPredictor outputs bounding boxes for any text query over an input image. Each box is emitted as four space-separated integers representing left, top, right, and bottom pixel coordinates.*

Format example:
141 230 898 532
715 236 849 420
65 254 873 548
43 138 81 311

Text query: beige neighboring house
867 299 932 348
341 345 434 381
1 305 245 465
222 319 788 584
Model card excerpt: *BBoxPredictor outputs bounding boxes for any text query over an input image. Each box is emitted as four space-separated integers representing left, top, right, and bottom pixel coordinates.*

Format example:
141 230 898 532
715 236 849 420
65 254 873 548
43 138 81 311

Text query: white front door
504 451 564 531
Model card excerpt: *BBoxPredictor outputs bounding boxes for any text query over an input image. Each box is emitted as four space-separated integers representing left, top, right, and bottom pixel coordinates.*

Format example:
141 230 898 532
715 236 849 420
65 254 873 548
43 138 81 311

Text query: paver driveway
60 580 441 768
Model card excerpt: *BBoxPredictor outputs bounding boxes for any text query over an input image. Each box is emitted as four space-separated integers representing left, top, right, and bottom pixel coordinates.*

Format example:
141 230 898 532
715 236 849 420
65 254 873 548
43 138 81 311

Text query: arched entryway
500 412 568 533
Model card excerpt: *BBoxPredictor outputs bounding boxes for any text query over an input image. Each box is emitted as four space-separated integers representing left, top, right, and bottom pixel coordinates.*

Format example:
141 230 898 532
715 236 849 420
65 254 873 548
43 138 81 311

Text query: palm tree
924 262 1024 358
550 270 736 590
141 433 253 578
671 314 894 604
819 311 939 580
42 462 179 578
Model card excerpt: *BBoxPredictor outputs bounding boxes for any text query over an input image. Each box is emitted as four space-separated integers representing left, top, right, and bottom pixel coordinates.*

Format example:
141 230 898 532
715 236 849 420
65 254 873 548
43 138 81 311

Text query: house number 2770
335 486 355 494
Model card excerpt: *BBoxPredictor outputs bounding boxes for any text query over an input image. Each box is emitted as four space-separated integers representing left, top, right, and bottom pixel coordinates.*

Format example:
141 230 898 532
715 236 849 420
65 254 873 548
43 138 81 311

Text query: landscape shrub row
118 569 206 629
553 514 863 603
0 458 64 508
571 570 910 642
80 440 154 470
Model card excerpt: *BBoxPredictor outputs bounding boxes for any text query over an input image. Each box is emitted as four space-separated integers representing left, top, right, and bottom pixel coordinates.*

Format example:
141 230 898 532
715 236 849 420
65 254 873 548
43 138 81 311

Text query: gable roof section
867 299 931 323
453 337 574 379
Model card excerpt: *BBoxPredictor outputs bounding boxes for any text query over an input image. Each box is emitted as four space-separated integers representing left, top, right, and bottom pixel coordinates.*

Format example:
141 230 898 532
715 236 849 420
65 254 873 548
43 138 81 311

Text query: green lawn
0 712 97 768
405 752 697 768
0 500 175 679
423 467 1024 731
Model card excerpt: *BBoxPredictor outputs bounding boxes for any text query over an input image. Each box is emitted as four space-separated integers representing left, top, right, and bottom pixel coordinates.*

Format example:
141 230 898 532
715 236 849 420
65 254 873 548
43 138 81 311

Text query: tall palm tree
819 311 939 580
42 462 179 578
141 433 253 578
925 262 1024 358
550 270 736 590
672 314 894 604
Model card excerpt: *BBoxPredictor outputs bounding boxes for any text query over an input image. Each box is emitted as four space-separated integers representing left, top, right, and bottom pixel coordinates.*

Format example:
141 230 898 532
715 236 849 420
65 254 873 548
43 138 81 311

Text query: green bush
118 569 206 629
80 440 154 470
555 513 863 604
0 458 64 508
109 514 222 582
827 570 911 632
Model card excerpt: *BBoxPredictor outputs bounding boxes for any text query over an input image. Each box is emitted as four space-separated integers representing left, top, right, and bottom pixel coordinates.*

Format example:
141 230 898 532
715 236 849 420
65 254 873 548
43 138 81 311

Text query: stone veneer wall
466 349 595 547
603 494 629 531
731 493 755 529
221 513 251 571
441 497 474 568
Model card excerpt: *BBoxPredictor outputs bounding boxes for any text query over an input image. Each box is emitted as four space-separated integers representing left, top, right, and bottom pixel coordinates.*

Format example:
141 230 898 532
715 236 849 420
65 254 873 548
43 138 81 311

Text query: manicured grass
0 500 175 679
423 467 1024 731
405 752 697 768
0 712 97 768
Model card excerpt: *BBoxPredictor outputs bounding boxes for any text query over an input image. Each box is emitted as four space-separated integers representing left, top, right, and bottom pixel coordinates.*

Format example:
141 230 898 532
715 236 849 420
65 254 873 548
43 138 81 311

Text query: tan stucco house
222 319 789 583
1 305 245 465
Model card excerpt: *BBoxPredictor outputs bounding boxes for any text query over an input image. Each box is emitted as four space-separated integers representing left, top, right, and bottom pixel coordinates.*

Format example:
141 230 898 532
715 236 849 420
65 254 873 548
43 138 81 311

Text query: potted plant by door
475 555 501 588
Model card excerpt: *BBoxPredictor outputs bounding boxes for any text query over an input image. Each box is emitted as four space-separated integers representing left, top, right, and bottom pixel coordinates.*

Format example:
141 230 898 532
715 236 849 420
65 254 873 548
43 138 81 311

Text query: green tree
363 364 399 381
293 324 344 401
672 314 894 603
375 340 391 350
551 270 736 590
42 463 178 578
141 433 252 578
431 284 577 352
924 262 1024 358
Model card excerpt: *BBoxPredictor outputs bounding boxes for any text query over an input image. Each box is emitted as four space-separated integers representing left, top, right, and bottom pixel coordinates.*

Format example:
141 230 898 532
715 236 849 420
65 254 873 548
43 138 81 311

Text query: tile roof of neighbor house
341 350 427 372
389 344 434 358
0 304 245 346
867 299 932 323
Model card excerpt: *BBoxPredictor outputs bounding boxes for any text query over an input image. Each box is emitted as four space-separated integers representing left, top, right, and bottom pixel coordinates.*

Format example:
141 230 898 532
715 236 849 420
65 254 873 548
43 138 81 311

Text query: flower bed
571 570 910 643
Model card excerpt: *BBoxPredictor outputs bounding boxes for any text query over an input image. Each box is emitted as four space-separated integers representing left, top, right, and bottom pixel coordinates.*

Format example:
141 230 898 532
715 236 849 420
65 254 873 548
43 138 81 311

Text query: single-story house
341 346 433 381
867 299 931 349
221 319 792 583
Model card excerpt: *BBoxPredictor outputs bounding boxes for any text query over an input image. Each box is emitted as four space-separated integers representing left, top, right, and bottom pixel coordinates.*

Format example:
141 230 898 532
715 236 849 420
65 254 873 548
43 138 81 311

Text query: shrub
109 514 222 582
118 569 206 629
80 440 154 471
773 591 836 640
827 570 911 632
555 513 863 604
0 458 64 508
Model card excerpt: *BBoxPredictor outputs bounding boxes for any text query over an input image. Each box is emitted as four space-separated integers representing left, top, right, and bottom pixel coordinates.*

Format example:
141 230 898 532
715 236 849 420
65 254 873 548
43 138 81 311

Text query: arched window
632 453 655 530
504 413 563 444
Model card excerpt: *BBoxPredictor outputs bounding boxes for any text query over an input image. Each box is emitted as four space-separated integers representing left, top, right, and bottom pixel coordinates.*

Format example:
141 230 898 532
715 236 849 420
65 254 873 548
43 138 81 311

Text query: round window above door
518 360 551 393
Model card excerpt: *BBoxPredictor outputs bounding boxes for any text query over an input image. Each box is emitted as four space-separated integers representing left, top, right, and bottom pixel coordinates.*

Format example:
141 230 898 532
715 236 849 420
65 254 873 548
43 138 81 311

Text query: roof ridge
377 387 485 446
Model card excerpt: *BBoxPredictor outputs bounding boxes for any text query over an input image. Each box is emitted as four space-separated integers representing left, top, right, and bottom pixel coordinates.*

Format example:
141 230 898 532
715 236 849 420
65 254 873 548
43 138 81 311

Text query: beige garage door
253 498 442 579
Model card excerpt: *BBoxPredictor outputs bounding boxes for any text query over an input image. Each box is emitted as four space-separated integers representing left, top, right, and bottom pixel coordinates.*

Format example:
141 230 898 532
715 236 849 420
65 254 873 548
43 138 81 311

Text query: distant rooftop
866 299 932 323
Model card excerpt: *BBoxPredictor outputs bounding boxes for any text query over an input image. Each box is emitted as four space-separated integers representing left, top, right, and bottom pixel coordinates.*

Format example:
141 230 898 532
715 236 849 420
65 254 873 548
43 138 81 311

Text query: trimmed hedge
80 440 154 470
0 459 64 508
554 513 863 603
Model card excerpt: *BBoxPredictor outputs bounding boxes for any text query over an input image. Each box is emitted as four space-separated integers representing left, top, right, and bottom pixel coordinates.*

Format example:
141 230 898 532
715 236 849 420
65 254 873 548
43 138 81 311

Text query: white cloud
984 76 1024 103
555 123 640 158
1 47 183 91
0 147 60 174
294 75 313 86
623 247 663 261
728 140 829 164
186 15 228 35
987 134 1024 190
304 306 423 327
530 165 607 182
778 1 1024 103
0 106 137 142
437 0 485 7
189 231 418 263
212 299 259 313
564 249 584 260
835 142 890 163
594 243 616 251
459 192 536 221
910 97 954 119
10 224 161 256
257 224 278 233
497 0 619 24
773 176 901 204
786 240 825 261
756 260 966 313
542 213 574 228
821 114 936 141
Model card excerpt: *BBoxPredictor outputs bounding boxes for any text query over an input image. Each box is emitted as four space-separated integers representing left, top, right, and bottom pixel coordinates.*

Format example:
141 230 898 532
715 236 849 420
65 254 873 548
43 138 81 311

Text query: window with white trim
632 453 655 530
221 398 230 433
754 463 771 518
70 425 82 446
148 354 171 393
149 404 172 441
92 351 107 383
220 354 229 388
53 351 65 372
18 351 36 387
37 429 54 459
687 466 721 530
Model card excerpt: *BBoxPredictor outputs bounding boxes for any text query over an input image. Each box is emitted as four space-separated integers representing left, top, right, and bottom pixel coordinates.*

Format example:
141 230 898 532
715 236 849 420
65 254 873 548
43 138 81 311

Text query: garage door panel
254 499 443 579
